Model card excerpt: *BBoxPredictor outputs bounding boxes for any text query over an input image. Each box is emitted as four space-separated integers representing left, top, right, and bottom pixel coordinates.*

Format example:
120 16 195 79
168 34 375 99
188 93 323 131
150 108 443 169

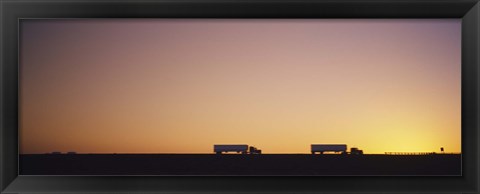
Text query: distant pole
440 147 444 154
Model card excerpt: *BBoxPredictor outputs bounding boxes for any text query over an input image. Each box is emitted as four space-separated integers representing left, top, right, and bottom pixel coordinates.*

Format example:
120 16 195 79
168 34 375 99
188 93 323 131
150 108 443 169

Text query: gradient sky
19 19 461 154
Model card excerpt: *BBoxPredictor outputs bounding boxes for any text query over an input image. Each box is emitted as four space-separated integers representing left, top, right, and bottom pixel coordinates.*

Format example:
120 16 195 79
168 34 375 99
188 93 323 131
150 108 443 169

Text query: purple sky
20 19 461 154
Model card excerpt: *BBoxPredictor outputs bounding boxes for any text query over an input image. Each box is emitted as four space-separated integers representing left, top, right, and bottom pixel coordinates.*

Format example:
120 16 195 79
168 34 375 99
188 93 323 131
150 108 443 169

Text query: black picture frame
1 0 479 193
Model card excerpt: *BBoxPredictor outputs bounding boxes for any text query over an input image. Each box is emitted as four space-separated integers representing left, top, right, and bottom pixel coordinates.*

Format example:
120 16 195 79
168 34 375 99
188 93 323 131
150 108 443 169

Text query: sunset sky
20 19 461 154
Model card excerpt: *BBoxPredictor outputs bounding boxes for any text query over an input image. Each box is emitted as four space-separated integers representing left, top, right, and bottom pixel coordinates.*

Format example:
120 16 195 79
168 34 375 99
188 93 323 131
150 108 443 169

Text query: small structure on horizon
384 152 436 155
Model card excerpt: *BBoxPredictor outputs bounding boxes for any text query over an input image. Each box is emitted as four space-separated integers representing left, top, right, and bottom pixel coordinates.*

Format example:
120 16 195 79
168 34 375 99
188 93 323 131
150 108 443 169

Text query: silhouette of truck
214 144 262 154
349 147 364 155
311 144 364 155
311 144 347 154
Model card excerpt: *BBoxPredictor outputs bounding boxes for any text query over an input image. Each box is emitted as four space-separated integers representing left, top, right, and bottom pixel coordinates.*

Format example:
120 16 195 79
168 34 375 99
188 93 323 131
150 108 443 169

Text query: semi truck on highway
311 144 363 155
214 144 262 154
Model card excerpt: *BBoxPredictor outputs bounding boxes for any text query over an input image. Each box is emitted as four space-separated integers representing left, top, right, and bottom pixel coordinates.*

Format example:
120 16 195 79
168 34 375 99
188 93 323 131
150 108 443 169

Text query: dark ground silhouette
20 154 461 175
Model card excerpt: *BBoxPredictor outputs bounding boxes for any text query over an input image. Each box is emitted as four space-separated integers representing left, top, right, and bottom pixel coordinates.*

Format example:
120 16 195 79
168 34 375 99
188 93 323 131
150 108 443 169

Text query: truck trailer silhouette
214 144 262 154
311 144 363 155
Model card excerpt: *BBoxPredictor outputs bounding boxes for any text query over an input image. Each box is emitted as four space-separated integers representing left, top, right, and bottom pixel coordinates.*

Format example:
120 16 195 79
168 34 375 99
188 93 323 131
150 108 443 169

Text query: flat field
19 154 461 175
